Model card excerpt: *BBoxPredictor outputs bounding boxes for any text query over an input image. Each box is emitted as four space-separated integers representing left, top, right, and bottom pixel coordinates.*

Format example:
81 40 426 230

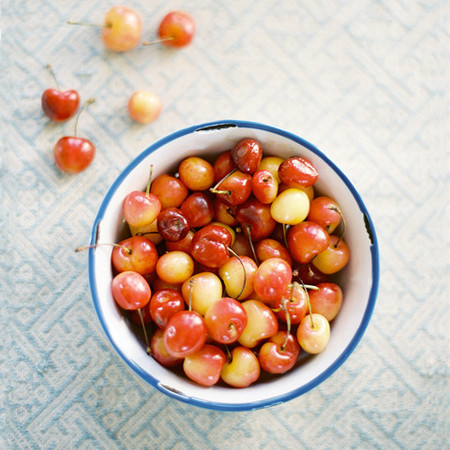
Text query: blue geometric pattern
2 0 449 448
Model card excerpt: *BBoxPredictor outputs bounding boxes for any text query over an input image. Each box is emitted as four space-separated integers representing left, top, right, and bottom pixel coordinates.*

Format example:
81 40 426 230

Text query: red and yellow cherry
111 235 158 275
210 170 252 206
68 6 142 52
157 11 195 48
157 207 190 242
178 156 215 191
128 301 152 326
150 328 183 367
270 188 310 225
156 251 194 285
255 238 292 266
238 300 278 348
180 192 214 228
123 167 162 228
181 272 223 315
253 258 292 303
204 297 247 344
111 271 151 310
53 98 95 174
231 232 254 258
128 218 163 246
163 310 207 358
213 150 234 182
213 199 238 226
150 173 188 209
288 221 330 264
149 288 185 329
190 224 233 269
309 282 343 321
165 229 195 254
230 138 263 174
252 170 278 204
278 156 318 188
258 331 300 374
272 283 308 325
307 196 342 233
128 90 162 124
297 313 330 354
221 346 260 388
42 65 79 122
312 235 350 274
257 155 284 182
183 344 226 387
218 255 258 300
294 263 329 285
235 197 276 242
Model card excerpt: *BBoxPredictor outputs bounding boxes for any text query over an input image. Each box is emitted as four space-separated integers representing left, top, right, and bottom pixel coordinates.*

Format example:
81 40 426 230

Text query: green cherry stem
137 308 151 355
227 247 247 300
209 168 237 196
145 165 154 197
75 242 131 254
142 36 175 46
328 205 346 247
46 64 60 90
74 98 95 137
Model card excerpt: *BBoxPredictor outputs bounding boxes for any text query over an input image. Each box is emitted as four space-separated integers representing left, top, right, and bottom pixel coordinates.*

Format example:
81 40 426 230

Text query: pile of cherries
106 138 350 388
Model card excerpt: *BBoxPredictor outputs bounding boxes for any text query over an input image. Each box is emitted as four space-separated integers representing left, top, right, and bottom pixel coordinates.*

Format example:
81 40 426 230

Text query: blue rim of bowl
89 119 380 411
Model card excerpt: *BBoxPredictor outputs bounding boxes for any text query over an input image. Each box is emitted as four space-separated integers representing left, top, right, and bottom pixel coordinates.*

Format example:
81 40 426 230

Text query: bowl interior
89 120 379 411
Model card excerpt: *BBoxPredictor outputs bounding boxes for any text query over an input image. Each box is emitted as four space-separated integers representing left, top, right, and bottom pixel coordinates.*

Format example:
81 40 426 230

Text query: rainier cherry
288 221 330 264
253 258 292 303
42 64 79 122
181 272 223 315
297 313 330 354
149 288 185 329
221 346 260 388
312 235 350 274
308 196 342 233
258 331 300 374
53 98 95 174
68 6 142 52
111 271 151 311
183 345 226 387
155 11 195 48
309 282 343 321
178 156 215 191
128 90 162 124
123 166 162 228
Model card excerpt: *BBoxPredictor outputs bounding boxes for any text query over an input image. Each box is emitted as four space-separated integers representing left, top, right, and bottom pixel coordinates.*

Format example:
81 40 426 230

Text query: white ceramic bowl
88 120 379 411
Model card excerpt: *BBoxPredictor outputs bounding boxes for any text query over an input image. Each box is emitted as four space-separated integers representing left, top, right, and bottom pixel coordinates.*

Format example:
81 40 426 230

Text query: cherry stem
298 280 315 328
137 308 151 355
282 223 289 249
75 243 131 254
328 205 346 247
46 64 60 90
188 278 194 311
142 36 175 46
209 168 237 196
281 297 292 351
225 345 232 363
245 225 259 265
227 247 247 300
66 20 103 28
145 165 154 196
74 98 95 137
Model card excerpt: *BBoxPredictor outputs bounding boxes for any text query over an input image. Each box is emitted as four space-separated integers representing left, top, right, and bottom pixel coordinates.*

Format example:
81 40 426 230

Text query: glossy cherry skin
42 89 80 122
235 197 276 242
111 235 158 275
123 190 162 228
312 235 350 274
158 11 195 48
253 258 292 303
150 328 183 367
307 196 341 233
258 331 301 374
255 238 292 266
54 136 95 174
294 263 329 285
183 344 226 387
102 6 142 52
251 169 278 204
213 199 238 226
213 150 234 182
309 282 343 321
288 221 330 264
150 173 188 209
204 297 247 344
111 271 151 310
163 310 207 358
157 207 190 242
149 288 185 329
212 170 252 206
230 138 263 174
221 346 260 388
278 156 318 188
272 283 308 324
180 192 214 228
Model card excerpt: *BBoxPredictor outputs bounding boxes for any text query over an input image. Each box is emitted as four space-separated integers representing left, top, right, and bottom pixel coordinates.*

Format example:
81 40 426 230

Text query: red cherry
149 289 185 329
42 89 80 122
157 207 190 242
41 64 80 122
180 192 214 228
253 258 292 303
230 138 263 174
235 197 276 242
157 11 195 48
258 331 300 374
288 221 330 264
210 170 253 206
53 98 95 174
213 150 234 182
163 310 207 358
111 271 151 310
278 156 318 188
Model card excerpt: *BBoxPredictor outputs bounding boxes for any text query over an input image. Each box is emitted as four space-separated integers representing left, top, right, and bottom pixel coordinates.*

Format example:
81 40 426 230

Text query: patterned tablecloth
2 1 449 448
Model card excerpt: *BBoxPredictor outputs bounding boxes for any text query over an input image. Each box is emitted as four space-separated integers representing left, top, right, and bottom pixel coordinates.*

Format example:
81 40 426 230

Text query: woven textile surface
2 0 449 448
